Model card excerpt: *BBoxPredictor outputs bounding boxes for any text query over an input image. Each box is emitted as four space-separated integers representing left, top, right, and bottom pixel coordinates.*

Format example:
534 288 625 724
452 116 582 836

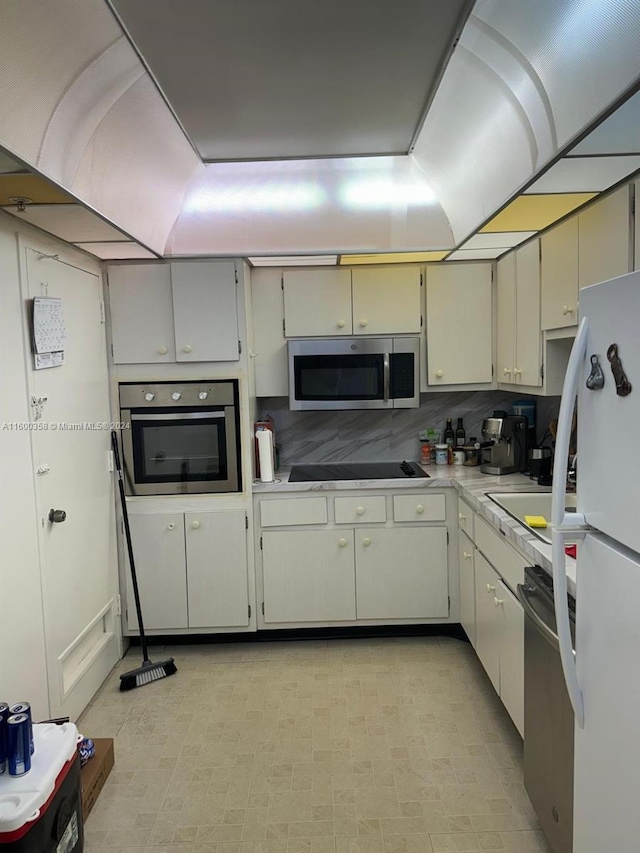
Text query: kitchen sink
487 492 578 545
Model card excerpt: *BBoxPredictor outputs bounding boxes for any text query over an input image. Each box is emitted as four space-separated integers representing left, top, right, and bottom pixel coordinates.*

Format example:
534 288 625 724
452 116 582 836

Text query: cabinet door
495 578 524 736
251 268 288 397
426 264 493 385
515 239 542 387
355 527 448 620
172 261 239 361
541 217 578 330
578 185 631 289
496 253 516 383
108 264 175 364
458 531 476 647
473 552 500 692
351 267 421 335
262 530 356 623
185 511 249 628
283 269 352 336
126 513 187 630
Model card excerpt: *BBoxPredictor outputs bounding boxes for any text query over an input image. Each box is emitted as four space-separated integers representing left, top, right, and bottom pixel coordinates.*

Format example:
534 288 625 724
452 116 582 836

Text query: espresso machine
480 412 528 475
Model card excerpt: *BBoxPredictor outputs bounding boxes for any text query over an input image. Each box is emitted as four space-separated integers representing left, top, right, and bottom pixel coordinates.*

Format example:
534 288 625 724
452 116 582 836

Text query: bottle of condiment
435 444 448 465
444 418 455 446
456 417 465 446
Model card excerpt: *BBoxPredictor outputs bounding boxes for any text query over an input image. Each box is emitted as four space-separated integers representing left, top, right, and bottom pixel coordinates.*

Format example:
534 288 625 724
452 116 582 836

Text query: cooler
0 723 83 852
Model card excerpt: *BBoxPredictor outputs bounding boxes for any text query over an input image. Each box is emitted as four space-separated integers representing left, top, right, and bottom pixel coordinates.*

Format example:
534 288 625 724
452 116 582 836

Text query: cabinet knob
191 520 200 530
463 551 472 560
459 513 466 522
363 537 372 547
494 597 504 607
158 346 168 355
486 583 495 593
359 319 368 328
416 504 425 514
338 538 348 548
562 305 574 316
503 367 512 375
435 369 444 379
514 368 522 376
167 523 175 530
356 506 365 516
337 320 346 329
182 344 193 353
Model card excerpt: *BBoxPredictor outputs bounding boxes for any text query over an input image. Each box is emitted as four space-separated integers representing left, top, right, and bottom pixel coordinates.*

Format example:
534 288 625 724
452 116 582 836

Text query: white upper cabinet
578 185 631 289
283 269 352 336
108 264 176 364
497 253 516 383
171 261 239 361
541 217 579 330
351 267 421 335
514 240 542 387
426 263 493 385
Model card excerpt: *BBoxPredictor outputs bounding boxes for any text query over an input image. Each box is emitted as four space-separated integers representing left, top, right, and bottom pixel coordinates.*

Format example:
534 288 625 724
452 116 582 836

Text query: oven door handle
517 583 561 651
130 411 225 421
383 353 390 402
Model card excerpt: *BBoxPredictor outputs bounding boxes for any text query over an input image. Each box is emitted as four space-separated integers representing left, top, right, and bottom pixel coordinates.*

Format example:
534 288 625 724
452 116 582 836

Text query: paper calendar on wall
32 297 66 369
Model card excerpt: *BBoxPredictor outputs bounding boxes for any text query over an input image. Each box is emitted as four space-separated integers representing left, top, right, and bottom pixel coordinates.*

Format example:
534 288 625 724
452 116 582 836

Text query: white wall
0 216 49 717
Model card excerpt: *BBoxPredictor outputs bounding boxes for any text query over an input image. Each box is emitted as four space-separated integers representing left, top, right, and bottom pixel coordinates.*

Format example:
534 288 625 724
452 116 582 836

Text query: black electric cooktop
288 461 429 482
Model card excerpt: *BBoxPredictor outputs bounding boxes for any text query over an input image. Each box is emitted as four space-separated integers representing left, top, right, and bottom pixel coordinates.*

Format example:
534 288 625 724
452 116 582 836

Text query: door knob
356 506 365 516
494 597 504 607
191 520 200 530
486 583 495 593
158 346 168 355
48 509 66 523
363 537 372 547
435 369 444 378
416 505 425 514
337 320 345 329
359 319 368 327
182 344 192 353
338 538 348 548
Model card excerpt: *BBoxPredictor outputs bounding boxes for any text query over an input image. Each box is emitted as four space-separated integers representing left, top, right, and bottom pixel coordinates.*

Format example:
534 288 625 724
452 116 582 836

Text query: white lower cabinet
262 530 356 623
474 552 501 692
355 527 448 619
458 530 475 646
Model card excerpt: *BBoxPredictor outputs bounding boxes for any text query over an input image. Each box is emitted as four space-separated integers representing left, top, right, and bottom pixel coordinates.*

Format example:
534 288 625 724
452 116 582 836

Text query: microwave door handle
383 353 390 402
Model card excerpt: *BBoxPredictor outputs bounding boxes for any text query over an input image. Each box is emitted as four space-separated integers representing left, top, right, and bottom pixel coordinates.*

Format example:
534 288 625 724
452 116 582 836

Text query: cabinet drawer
457 497 475 540
260 497 328 527
335 496 386 524
393 493 445 522
475 516 527 592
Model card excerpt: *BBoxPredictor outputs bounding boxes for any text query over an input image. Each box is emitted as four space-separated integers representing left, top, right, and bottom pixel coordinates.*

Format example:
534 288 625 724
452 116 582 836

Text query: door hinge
248 604 251 618
420 272 423 286
281 277 284 290
110 343 114 358
99 301 105 324
420 314 423 328
260 535 263 549
491 268 494 282
115 594 122 616
540 363 544 381
447 531 449 545
282 319 286 335
448 595 450 612
235 269 239 283
491 364 494 377
245 514 249 530
538 242 542 262
238 340 242 354
262 602 265 615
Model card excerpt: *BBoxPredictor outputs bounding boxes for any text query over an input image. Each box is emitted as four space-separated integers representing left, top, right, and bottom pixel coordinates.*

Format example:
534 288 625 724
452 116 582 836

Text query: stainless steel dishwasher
517 566 576 853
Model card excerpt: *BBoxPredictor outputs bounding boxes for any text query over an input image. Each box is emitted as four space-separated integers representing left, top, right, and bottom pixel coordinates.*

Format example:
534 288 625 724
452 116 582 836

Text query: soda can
0 702 9 775
10 702 34 755
7 714 31 776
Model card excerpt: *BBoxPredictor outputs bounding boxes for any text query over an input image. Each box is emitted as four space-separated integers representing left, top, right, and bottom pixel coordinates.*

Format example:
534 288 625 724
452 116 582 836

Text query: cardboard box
80 737 114 822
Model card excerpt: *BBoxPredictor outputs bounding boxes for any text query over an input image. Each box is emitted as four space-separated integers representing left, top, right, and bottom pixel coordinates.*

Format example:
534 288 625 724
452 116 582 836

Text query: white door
458 531 475 646
351 267 421 335
473 552 500 692
171 260 239 361
25 248 120 719
496 253 516 384
283 269 352 336
185 510 249 628
541 217 579 330
426 263 493 385
355 527 448 620
126 513 188 630
578 185 631 290
262 529 356 623
495 578 524 736
514 239 542 387
573 534 640 853
107 264 175 364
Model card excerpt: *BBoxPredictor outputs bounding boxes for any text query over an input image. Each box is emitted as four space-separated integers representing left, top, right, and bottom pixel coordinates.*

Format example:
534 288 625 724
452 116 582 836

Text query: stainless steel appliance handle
383 353 390 402
130 411 225 421
517 583 560 650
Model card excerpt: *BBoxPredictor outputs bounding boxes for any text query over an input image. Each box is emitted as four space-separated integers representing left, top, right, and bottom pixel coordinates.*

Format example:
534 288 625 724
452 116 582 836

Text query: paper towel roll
256 428 275 483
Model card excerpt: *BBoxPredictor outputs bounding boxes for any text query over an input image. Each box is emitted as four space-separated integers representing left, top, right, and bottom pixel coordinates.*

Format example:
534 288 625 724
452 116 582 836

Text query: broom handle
111 431 149 663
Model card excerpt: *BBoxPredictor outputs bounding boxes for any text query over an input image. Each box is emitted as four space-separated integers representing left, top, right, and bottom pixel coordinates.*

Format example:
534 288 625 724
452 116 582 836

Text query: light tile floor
80 637 551 853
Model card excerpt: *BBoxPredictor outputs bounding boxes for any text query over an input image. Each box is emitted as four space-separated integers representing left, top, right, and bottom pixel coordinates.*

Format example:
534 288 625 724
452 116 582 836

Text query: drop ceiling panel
525 156 640 194
75 242 156 259
446 247 508 260
110 0 471 161
341 251 448 264
1 204 129 241
0 151 25 174
249 255 337 267
461 232 536 250
570 91 640 155
480 194 597 233
0 175 73 205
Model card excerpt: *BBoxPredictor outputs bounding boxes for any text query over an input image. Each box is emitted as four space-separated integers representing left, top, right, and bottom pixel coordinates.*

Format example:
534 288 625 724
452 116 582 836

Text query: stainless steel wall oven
119 381 241 496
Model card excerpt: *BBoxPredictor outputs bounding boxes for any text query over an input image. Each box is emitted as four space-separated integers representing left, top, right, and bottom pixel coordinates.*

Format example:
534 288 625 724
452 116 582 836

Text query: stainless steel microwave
288 337 420 410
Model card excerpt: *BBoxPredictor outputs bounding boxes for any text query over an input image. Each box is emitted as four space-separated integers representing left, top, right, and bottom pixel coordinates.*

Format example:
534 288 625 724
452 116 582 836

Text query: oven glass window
294 354 384 401
131 412 228 483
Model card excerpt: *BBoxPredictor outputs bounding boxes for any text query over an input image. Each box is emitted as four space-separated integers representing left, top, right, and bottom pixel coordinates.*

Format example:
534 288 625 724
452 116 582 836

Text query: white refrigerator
551 270 640 853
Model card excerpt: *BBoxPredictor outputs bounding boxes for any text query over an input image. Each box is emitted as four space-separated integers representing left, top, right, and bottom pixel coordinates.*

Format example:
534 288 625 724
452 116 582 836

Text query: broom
111 431 177 691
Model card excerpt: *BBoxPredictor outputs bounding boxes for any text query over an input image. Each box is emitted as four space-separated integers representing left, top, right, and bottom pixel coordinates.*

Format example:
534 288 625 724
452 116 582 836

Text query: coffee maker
480 412 528 475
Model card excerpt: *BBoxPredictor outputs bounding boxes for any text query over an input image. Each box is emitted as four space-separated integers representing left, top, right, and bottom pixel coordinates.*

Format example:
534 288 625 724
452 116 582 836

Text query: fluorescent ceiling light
185 184 325 213
446 248 511 260
340 179 437 209
340 251 449 264
75 242 156 259
460 231 536 250
480 193 597 232
249 255 337 266
524 155 640 194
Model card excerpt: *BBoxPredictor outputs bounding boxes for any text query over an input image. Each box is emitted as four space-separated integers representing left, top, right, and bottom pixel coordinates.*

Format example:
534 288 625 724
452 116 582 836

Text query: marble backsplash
257 392 560 466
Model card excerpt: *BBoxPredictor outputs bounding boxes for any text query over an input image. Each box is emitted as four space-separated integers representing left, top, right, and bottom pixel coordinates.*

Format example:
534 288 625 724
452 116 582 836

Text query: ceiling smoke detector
8 196 33 212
